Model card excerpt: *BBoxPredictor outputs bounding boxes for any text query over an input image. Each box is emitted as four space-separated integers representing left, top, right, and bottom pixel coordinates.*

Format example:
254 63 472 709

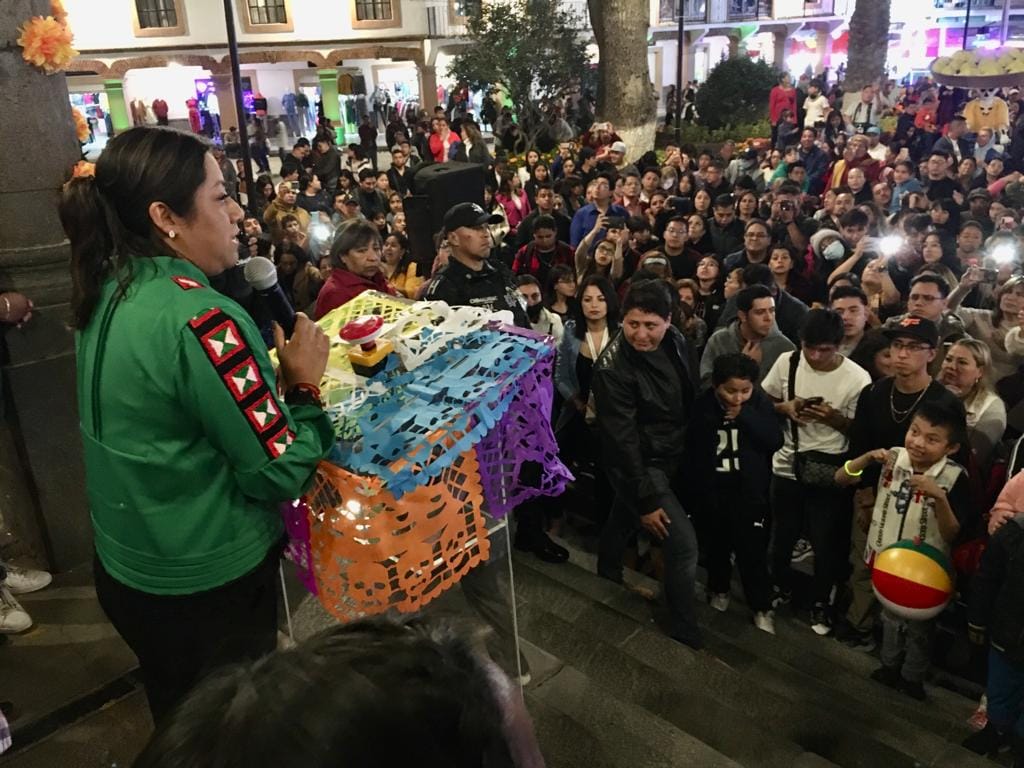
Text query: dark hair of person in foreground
132 617 543 768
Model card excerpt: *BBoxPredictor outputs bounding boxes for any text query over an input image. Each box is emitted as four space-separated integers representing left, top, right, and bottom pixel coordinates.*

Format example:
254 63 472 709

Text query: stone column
418 64 438 111
103 78 130 134
773 30 788 70
0 0 90 569
816 29 832 75
317 68 342 144
211 72 240 132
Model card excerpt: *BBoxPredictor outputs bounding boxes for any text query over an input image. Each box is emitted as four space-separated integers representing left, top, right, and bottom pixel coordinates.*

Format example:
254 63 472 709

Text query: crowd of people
256 76 1024 762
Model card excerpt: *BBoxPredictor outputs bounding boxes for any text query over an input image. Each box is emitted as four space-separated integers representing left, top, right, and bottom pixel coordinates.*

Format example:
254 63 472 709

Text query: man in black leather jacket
592 279 703 649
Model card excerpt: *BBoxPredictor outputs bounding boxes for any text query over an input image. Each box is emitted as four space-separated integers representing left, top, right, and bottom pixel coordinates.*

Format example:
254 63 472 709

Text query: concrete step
512 553 991 768
522 541 979 729
527 664 743 768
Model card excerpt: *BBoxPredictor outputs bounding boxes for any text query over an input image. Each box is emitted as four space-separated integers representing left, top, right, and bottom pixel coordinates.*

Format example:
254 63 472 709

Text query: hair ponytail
59 176 115 329
57 127 210 329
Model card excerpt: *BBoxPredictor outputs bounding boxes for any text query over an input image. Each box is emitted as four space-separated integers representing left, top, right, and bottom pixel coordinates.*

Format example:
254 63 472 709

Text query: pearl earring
168 230 176 239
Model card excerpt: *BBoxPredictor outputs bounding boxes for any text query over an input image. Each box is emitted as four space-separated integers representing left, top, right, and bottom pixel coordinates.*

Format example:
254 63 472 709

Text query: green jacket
77 256 334 595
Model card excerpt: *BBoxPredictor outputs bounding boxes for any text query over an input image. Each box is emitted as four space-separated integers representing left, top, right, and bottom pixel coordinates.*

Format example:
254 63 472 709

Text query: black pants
94 546 280 724
705 494 772 613
770 475 851 606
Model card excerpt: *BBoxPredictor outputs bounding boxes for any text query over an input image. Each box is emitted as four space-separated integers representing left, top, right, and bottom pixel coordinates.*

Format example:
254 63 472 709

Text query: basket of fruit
930 47 1024 88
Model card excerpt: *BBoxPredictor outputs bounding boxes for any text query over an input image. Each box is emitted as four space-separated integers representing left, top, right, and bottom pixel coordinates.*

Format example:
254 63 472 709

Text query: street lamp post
675 1 685 145
962 0 973 51
222 0 254 201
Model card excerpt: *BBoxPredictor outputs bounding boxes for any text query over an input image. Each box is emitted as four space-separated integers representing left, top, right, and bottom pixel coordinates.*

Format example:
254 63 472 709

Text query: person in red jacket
314 220 397 319
769 73 797 147
428 116 460 163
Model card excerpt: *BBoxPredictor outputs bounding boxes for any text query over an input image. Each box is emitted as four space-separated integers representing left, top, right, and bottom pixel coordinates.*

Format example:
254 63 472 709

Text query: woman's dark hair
329 220 382 269
132 617 520 768
572 275 620 339
712 352 760 387
543 264 575 306
59 126 211 329
849 329 891 381
498 171 515 197
799 307 845 347
384 230 413 275
255 173 275 199
622 278 673 319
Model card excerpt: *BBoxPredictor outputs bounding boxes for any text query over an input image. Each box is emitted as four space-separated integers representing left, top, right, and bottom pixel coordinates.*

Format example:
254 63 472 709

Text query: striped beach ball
871 540 955 621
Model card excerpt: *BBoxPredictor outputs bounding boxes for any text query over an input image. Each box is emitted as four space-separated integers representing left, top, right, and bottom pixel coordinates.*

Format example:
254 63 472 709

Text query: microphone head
243 255 278 291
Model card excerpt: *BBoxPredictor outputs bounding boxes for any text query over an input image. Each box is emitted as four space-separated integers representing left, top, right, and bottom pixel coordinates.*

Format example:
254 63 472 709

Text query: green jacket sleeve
176 305 335 502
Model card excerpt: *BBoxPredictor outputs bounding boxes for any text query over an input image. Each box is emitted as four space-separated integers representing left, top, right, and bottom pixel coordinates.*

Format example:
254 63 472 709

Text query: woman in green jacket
59 127 333 722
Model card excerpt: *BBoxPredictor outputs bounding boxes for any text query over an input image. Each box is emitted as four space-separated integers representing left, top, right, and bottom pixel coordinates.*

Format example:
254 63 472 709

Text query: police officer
425 202 529 327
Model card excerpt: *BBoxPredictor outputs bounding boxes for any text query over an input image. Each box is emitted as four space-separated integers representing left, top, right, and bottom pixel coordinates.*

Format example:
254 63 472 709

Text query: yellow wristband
843 460 864 478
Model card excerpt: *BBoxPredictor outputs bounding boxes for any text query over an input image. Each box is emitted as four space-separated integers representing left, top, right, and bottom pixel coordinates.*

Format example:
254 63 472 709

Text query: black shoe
532 535 569 564
835 624 876 652
962 723 1008 756
870 665 901 690
900 677 926 701
770 587 792 610
810 603 832 636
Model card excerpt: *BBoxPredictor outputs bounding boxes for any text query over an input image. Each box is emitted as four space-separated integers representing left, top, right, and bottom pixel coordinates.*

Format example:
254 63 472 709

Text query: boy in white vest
836 400 972 700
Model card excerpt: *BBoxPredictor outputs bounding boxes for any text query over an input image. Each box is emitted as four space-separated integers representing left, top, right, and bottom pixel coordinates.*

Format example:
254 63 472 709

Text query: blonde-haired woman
938 339 1007 471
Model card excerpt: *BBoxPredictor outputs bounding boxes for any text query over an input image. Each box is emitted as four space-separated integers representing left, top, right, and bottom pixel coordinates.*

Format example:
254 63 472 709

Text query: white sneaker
4 564 52 595
754 611 776 635
0 585 31 633
709 593 730 612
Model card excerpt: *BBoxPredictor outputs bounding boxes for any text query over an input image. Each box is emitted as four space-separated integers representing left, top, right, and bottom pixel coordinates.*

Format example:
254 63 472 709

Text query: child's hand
908 474 945 500
865 448 889 464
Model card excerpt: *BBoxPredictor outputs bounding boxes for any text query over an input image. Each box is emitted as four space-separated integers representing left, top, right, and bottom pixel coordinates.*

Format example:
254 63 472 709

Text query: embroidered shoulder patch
188 308 288 460
171 276 204 290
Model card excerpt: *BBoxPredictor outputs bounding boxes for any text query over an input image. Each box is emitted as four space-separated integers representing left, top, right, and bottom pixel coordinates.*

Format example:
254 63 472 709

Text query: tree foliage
694 57 778 131
447 0 590 151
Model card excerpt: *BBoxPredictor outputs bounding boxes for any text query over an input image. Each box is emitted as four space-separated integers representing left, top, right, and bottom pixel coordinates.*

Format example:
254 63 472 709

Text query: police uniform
424 202 530 327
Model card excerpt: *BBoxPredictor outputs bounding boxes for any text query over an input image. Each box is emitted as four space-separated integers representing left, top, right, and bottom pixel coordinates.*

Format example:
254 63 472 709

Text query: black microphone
243 256 296 338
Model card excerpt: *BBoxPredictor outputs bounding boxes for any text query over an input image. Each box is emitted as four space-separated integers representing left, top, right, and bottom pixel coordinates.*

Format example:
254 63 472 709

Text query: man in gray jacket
700 285 795 388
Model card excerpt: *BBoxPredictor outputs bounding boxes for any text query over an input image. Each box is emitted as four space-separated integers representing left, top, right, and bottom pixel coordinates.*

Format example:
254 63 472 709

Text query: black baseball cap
882 314 939 348
443 202 502 233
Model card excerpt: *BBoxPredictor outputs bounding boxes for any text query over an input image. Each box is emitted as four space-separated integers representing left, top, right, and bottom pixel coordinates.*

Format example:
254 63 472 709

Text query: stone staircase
514 542 994 768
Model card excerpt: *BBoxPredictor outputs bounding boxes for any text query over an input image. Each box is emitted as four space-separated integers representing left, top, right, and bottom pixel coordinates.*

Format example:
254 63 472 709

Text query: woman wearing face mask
950 273 1024 381
938 340 1006 472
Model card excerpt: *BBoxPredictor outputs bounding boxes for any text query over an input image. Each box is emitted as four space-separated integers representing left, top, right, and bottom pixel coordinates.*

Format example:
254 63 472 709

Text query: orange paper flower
17 15 77 74
71 161 95 179
72 107 89 143
50 0 68 24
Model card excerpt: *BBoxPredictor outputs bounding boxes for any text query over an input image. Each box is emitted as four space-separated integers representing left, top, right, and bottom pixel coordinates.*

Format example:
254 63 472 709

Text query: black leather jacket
592 326 697 515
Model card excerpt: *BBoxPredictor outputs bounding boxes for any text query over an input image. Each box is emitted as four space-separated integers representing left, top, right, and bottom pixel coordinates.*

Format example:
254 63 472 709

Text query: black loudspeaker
406 161 487 268
404 195 436 270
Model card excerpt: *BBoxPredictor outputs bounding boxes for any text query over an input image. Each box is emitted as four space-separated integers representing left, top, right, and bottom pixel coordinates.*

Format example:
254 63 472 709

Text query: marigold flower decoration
72 107 89 143
17 15 77 74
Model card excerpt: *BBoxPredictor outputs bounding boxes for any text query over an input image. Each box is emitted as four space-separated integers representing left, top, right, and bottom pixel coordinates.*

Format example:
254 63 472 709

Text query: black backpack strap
787 351 800 451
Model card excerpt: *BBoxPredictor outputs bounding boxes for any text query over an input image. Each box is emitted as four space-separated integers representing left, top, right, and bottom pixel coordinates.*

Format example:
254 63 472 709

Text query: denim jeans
597 468 702 649
987 647 1024 737
880 609 932 683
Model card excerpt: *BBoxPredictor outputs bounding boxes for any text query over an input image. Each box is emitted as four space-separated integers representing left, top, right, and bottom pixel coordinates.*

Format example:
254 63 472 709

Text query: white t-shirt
762 351 871 479
803 94 831 128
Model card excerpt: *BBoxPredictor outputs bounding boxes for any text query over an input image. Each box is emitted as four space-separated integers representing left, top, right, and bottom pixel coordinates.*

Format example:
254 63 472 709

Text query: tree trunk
844 0 891 103
587 0 656 161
